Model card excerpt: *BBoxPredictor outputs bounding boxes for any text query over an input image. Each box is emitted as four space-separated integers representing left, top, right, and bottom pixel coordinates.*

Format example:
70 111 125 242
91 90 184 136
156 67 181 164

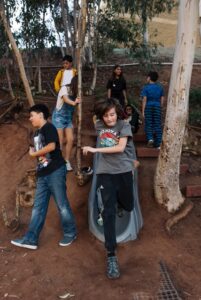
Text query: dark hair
29 104 50 120
111 64 123 80
62 55 73 63
148 71 158 82
71 75 78 98
125 104 134 114
94 98 124 120
125 104 140 133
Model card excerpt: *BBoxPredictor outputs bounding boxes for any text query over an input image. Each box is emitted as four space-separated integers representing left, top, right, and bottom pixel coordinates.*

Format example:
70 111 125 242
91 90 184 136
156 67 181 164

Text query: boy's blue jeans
24 164 76 244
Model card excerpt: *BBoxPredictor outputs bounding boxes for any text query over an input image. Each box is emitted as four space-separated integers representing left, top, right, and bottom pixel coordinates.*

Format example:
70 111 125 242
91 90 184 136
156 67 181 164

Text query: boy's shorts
52 103 74 129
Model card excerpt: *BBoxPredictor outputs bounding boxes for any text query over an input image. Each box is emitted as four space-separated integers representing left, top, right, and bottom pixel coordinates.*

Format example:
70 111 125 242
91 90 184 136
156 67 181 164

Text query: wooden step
136 147 160 157
186 185 201 197
180 164 189 175
136 150 189 173
133 134 146 142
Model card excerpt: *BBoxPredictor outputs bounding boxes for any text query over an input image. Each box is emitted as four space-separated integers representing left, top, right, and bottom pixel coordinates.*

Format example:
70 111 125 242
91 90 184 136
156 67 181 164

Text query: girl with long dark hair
106 65 128 107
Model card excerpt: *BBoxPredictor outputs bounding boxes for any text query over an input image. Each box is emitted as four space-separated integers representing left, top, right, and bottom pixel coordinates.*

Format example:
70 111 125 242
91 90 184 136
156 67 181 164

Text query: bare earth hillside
0 64 201 299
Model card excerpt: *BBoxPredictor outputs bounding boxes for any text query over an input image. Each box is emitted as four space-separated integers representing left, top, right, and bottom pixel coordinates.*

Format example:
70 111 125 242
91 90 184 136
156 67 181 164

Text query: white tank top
61 69 73 86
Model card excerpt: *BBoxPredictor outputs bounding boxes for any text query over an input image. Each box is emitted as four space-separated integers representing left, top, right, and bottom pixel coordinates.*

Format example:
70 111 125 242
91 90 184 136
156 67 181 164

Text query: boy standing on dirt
141 71 164 149
83 98 138 279
53 55 77 171
11 104 77 250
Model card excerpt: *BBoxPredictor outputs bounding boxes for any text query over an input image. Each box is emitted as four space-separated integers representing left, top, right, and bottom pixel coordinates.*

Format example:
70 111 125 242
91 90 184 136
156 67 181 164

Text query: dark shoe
11 237 37 250
117 206 124 218
59 235 77 247
147 139 154 147
107 256 120 279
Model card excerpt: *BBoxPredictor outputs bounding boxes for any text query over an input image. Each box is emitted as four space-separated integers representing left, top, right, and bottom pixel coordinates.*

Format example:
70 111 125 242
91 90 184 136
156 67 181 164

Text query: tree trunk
6 65 15 100
73 0 79 64
199 0 201 35
141 0 149 45
38 66 42 94
60 0 70 53
0 4 34 107
52 13 65 56
66 1 73 50
76 0 87 174
154 0 199 212
88 0 101 93
89 63 97 94
143 22 149 45
36 53 42 94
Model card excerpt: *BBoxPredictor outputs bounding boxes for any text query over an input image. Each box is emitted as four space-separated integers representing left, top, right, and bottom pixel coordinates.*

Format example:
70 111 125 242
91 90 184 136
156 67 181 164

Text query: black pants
97 171 134 252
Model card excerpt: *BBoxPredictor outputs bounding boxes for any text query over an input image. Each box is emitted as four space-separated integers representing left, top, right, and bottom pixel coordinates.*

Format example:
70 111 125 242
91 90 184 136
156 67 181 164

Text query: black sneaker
11 237 37 250
107 256 120 279
117 206 124 218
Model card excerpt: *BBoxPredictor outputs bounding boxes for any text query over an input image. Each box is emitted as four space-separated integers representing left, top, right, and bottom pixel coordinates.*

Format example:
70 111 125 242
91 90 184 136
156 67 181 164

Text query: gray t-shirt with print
95 119 135 174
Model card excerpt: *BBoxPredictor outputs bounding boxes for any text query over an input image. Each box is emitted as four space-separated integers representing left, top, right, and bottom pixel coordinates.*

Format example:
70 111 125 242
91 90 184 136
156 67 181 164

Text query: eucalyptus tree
0 0 16 99
60 0 70 52
16 0 52 50
154 0 199 212
0 19 8 58
87 0 101 94
15 0 56 92
57 0 74 55
105 0 176 17
104 0 176 67
49 0 78 59
49 0 66 56
76 0 87 177
0 22 14 98
0 0 34 106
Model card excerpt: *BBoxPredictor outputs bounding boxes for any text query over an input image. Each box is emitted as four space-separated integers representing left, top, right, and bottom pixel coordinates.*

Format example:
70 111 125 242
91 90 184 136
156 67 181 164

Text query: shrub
189 88 201 127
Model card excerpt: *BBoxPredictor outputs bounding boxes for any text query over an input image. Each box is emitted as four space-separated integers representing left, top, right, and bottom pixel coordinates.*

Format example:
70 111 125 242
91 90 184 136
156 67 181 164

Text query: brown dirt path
0 114 201 300
1 61 201 299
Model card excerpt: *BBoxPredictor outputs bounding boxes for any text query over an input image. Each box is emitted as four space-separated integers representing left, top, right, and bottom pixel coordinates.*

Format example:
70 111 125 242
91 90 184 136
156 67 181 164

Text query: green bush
189 88 201 107
189 88 201 127
189 111 201 127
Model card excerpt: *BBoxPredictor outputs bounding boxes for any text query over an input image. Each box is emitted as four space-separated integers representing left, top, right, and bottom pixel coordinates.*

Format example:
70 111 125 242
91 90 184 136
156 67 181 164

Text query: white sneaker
97 213 103 226
147 139 154 147
66 160 73 171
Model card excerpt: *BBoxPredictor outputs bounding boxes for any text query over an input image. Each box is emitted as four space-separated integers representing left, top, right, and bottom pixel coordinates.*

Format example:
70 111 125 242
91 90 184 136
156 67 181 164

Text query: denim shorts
52 103 74 129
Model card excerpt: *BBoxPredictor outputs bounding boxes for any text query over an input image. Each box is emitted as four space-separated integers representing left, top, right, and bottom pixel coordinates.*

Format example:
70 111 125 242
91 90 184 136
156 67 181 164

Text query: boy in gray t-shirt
83 98 139 279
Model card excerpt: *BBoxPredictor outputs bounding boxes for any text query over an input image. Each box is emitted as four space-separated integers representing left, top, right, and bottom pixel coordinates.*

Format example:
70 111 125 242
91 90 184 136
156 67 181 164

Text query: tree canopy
0 0 177 61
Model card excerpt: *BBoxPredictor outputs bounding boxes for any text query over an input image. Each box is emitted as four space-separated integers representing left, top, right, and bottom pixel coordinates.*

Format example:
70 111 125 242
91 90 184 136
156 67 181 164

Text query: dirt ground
0 65 201 300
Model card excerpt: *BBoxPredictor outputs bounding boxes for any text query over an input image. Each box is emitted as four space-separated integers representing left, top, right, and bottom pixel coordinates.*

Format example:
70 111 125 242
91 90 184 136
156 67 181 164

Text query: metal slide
88 148 143 243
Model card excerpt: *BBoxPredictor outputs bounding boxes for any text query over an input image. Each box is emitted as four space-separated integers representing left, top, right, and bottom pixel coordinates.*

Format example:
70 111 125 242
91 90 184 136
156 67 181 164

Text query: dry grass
148 6 201 47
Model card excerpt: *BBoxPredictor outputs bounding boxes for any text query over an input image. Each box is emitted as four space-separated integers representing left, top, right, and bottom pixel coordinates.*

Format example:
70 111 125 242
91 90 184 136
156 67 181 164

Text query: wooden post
76 0 87 175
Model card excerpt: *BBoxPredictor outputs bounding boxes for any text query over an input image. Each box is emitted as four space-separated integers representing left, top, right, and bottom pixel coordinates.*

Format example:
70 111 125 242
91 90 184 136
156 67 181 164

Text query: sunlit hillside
149 6 201 47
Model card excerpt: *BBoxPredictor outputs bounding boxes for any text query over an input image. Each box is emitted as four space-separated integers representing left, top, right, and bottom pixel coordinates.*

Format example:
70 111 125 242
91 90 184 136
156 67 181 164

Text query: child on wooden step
52 55 81 171
141 71 164 149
